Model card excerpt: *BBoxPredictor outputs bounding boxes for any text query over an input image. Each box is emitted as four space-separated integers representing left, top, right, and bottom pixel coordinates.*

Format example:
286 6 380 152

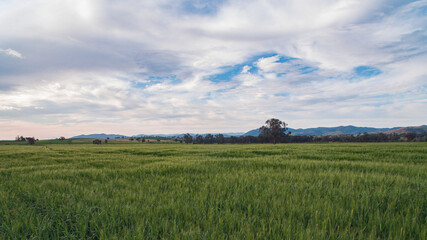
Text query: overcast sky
0 0 426 139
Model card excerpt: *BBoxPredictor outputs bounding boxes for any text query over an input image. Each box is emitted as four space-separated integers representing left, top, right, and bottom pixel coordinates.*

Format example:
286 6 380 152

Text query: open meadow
0 142 426 239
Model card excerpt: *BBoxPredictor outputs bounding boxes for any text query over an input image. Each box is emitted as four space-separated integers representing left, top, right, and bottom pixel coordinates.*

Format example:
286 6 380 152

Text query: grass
0 143 426 239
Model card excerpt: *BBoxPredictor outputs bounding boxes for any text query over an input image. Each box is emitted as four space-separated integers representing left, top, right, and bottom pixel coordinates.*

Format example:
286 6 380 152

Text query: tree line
179 119 426 144
177 132 426 144
15 136 38 145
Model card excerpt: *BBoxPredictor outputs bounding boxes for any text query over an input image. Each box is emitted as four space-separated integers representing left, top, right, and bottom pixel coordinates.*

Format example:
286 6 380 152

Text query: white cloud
0 48 23 58
241 65 251 73
0 0 426 139
256 56 281 72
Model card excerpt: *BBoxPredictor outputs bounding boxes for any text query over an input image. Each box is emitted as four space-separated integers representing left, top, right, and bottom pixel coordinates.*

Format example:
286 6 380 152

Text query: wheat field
0 142 425 239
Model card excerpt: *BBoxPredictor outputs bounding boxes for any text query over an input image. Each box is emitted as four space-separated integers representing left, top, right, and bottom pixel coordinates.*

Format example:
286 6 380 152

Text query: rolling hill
243 125 404 136
70 134 128 139
70 125 426 139
385 125 427 134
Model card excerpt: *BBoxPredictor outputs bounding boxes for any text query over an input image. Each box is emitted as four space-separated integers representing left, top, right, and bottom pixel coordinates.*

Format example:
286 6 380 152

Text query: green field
0 143 425 239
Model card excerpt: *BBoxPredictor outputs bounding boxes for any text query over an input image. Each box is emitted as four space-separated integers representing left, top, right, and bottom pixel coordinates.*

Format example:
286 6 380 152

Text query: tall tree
194 135 204 144
204 134 214 144
259 118 289 144
183 133 193 144
215 134 225 144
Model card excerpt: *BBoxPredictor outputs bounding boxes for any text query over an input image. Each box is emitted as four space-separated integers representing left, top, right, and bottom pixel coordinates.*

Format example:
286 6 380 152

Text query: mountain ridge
70 125 426 139
243 125 426 136
70 133 127 139
70 132 245 139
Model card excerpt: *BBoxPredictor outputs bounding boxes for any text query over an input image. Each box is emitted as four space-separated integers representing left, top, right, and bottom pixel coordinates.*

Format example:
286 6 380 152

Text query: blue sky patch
252 53 296 63
208 52 299 83
133 75 181 88
276 55 295 63
354 66 382 77
181 0 226 15
208 65 243 83
299 66 318 74
274 92 290 97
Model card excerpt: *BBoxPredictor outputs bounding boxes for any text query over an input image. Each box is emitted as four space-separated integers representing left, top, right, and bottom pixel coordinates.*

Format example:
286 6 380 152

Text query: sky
0 0 426 139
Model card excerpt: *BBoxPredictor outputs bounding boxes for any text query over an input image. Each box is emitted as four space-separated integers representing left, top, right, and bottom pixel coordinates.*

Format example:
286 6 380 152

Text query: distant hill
72 132 244 139
385 125 427 134
133 134 179 138
242 129 261 136
133 132 244 138
243 125 403 136
289 126 402 136
71 125 425 139
70 134 128 139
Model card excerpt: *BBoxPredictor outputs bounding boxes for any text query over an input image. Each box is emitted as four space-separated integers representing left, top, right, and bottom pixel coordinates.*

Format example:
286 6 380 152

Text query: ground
0 142 425 239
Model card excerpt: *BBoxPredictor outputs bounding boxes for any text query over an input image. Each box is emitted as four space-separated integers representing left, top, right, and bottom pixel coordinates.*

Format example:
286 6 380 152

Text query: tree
259 118 289 144
16 136 26 141
215 134 225 144
194 135 204 144
204 134 214 144
183 133 193 144
26 137 36 145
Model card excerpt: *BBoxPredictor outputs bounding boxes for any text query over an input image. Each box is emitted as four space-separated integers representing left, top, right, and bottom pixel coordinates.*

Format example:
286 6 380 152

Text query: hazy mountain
133 134 180 138
243 125 403 136
70 134 127 139
242 129 261 136
289 126 401 136
72 132 245 139
71 125 425 139
385 125 427 134
133 132 244 138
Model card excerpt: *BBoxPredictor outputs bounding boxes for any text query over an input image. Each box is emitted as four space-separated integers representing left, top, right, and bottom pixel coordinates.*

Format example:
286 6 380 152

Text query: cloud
0 0 426 139
241 65 251 74
0 48 23 58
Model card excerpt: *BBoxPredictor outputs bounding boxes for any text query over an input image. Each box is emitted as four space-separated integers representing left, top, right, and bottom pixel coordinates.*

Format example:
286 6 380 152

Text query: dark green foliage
259 118 289 144
25 137 36 145
0 143 426 239
183 133 193 144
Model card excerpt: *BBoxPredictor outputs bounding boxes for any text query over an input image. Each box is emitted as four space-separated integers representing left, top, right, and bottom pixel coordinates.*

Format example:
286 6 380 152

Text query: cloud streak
0 48 23 58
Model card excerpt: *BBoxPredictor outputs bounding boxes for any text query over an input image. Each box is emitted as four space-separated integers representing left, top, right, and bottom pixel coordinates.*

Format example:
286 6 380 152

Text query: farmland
0 142 426 239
